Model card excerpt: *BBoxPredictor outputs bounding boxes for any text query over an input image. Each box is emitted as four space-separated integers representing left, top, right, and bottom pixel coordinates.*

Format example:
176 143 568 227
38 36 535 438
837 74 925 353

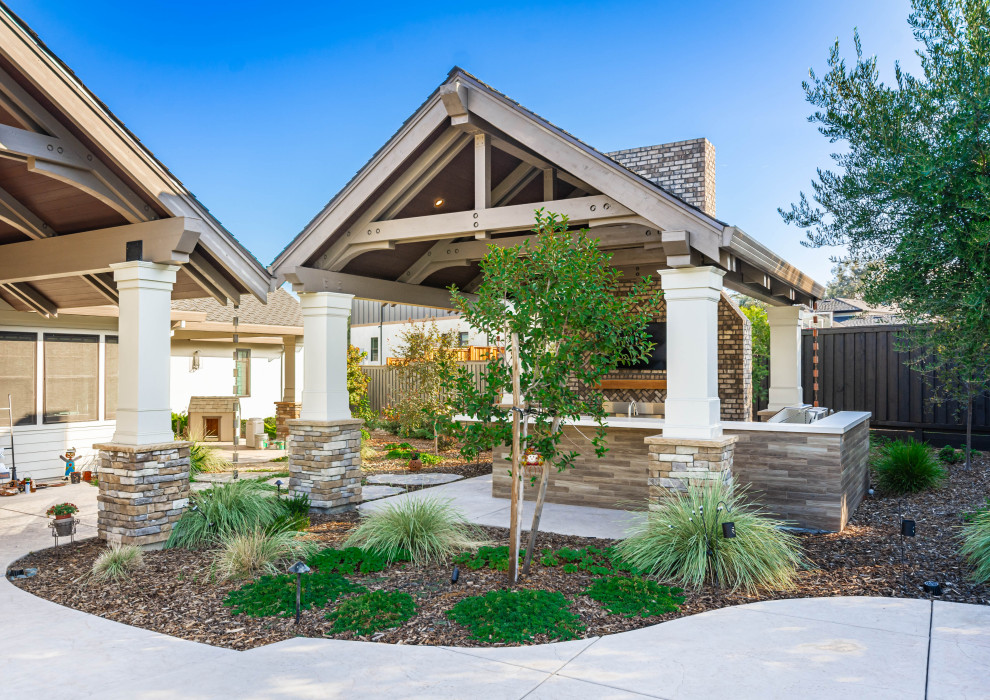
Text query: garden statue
59 447 77 480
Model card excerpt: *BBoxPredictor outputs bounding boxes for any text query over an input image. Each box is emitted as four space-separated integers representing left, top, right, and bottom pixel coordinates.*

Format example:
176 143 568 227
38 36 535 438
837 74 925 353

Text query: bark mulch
361 429 492 481
10 452 989 650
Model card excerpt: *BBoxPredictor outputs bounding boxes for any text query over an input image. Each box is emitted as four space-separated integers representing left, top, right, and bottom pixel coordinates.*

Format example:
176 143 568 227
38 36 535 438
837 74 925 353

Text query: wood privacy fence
798 324 990 436
362 361 490 413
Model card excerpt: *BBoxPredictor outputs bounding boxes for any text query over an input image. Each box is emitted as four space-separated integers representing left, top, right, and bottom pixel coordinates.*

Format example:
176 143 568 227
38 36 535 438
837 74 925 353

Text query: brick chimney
607 138 716 217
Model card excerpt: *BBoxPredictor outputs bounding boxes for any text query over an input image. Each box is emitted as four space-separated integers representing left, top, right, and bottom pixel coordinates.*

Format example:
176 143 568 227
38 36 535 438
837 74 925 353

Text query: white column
299 291 353 421
659 266 725 440
110 261 178 445
767 305 804 411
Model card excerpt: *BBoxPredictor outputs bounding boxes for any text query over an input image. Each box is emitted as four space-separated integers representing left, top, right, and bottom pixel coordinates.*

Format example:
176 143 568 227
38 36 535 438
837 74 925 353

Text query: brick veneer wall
582 275 752 422
607 139 716 217
275 401 301 440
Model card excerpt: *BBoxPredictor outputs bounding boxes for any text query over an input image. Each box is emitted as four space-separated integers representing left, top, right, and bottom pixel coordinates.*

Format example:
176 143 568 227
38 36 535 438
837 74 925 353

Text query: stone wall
94 441 191 548
607 139 716 217
584 276 752 422
646 435 737 499
275 401 301 440
287 418 362 513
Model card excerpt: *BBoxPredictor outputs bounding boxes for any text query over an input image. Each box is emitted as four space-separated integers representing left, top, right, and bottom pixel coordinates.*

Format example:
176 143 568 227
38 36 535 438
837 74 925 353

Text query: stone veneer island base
287 418 363 513
94 441 191 549
645 435 738 502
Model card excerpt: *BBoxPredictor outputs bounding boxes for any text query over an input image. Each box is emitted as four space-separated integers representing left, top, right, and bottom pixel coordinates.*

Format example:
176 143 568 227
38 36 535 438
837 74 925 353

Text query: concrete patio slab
739 595 933 637
361 484 406 501
442 636 600 673
525 674 661 699
366 472 463 486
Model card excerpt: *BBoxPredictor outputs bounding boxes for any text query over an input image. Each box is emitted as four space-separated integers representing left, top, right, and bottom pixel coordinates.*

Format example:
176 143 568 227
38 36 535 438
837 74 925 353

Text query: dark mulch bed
10 453 989 650
362 429 492 481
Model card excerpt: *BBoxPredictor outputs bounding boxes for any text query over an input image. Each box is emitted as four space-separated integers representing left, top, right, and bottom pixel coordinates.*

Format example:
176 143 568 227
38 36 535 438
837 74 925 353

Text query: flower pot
81 471 92 482
70 472 81 484
55 513 72 520
53 517 74 537
408 456 422 472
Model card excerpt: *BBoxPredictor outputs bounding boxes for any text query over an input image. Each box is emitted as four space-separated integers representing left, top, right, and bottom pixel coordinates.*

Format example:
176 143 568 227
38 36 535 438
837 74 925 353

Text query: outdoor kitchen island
491 411 871 532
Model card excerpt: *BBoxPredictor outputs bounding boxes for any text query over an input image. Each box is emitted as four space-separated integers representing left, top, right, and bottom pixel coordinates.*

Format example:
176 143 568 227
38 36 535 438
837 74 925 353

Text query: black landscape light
901 519 916 537
451 565 460 585
232 468 239 481
923 581 942 596
288 561 311 624
275 479 283 496
722 521 736 539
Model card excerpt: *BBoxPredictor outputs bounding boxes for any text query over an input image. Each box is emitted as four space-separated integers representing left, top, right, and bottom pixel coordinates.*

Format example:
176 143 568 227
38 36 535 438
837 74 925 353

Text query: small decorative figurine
60 447 77 480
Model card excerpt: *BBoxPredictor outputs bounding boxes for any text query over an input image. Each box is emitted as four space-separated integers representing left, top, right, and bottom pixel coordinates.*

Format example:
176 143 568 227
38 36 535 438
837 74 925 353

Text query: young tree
392 322 460 454
444 210 661 582
781 0 990 458
740 303 770 407
824 259 869 299
347 345 371 420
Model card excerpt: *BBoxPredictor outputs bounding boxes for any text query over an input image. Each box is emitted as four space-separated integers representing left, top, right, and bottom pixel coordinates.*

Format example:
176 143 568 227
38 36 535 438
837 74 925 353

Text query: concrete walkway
3 481 989 698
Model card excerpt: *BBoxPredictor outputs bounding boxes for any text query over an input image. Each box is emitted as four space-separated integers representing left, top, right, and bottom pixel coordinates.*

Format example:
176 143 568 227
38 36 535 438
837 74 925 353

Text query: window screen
370 337 379 362
44 333 99 424
234 348 251 397
0 332 37 425
105 336 118 420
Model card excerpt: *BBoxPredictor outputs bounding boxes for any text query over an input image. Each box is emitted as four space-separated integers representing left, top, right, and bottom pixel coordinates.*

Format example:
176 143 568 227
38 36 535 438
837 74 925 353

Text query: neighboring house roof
816 298 869 313
188 396 240 413
835 313 905 327
171 289 302 328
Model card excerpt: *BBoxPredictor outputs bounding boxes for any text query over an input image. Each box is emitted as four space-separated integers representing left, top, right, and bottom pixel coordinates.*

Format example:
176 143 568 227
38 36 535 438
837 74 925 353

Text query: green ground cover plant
537 545 646 576
616 481 804 591
874 438 946 494
960 509 990 583
345 497 489 565
224 572 366 617
446 589 585 643
326 590 417 635
583 576 684 618
454 545 523 572
307 546 409 575
938 445 963 464
90 543 143 583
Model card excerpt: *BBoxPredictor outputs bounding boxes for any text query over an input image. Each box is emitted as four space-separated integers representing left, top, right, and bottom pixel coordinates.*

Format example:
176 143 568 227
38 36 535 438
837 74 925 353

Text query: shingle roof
835 313 904 327
171 288 302 327
188 396 240 413
816 298 868 313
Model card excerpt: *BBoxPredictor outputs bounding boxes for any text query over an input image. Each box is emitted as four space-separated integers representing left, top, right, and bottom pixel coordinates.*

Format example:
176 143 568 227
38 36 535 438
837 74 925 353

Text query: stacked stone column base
287 418 362 513
645 434 738 503
94 441 191 549
275 401 301 441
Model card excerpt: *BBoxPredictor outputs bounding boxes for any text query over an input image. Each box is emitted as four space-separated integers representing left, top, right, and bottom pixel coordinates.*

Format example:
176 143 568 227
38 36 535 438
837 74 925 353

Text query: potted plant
46 503 79 520
408 451 422 472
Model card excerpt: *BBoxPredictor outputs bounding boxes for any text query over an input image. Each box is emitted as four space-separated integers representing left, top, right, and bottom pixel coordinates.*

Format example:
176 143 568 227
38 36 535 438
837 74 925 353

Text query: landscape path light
275 479 283 497
288 561 311 624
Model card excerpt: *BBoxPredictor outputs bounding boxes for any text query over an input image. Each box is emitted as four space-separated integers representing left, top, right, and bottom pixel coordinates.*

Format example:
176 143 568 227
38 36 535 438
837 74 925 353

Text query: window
0 332 37 426
234 349 251 396
370 337 379 362
44 334 98 424
459 331 469 347
105 336 118 420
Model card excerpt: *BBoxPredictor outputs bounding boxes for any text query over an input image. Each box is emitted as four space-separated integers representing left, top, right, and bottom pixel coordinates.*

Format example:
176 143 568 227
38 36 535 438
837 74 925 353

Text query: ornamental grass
90 542 143 583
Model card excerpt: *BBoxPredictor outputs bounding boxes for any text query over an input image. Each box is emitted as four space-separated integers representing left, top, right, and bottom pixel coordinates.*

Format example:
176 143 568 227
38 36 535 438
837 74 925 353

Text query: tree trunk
521 416 561 576
966 385 973 471
507 333 522 585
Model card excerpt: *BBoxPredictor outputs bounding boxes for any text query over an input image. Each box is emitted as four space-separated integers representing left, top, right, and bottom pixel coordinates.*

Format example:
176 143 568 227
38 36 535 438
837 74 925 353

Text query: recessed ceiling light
434 197 445 207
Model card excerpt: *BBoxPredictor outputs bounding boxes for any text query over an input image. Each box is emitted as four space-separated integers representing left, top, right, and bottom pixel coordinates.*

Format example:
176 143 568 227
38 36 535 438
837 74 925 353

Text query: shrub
308 546 408 575
447 590 585 643
326 590 416 635
263 417 277 440
938 444 962 465
583 576 684 617
91 543 143 582
874 438 945 494
345 496 489 565
166 480 290 549
960 508 990 583
215 529 319 580
454 545 522 572
615 481 803 591
189 441 231 475
224 572 365 617
172 411 189 438
535 545 644 576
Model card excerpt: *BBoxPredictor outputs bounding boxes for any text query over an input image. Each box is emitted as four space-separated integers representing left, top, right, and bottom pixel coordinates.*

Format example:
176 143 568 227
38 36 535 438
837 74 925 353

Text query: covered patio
271 68 870 530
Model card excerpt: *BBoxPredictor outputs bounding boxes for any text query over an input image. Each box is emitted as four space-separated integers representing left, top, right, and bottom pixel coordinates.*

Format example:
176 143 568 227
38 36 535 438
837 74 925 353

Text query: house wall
350 316 488 366
0 310 117 480
170 341 302 420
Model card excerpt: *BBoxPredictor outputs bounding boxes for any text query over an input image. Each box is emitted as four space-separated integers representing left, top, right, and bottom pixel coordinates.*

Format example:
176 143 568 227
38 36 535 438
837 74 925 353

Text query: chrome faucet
627 402 639 418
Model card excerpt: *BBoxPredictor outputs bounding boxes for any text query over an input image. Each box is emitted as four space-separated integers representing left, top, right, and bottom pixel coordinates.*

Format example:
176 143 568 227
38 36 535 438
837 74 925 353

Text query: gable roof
171 288 302 327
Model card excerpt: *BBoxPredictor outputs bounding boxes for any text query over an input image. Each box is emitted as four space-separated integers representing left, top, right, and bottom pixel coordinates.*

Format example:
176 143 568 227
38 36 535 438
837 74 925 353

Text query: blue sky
10 0 919 284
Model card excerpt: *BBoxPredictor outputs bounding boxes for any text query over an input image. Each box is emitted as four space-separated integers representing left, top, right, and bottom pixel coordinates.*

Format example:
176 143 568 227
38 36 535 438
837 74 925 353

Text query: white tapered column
299 291 353 421
767 305 804 411
110 261 177 445
659 266 725 440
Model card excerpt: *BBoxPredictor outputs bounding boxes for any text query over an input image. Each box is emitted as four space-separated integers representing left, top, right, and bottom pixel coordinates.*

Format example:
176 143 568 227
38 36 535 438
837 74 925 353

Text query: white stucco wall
170 342 303 419
350 316 488 365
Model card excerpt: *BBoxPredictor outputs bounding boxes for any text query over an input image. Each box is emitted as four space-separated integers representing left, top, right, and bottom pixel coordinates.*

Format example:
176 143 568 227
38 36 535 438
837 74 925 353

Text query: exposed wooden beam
285 266 475 310
0 123 89 169
0 90 46 133
740 261 772 289
0 217 201 284
0 184 50 238
3 281 57 317
182 263 227 305
378 131 472 220
492 163 537 206
771 278 797 302
81 272 118 304
488 133 592 194
474 133 491 210
543 167 556 201
28 158 139 221
188 249 241 305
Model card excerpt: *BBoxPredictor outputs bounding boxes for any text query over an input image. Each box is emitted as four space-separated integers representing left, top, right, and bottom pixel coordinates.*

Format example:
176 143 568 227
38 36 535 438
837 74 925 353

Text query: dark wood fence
798 324 990 442
362 361 489 413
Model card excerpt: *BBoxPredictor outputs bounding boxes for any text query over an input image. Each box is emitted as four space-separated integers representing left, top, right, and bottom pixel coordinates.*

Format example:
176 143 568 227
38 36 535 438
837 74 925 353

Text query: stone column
95 262 189 548
767 305 804 412
659 266 725 440
290 291 362 511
